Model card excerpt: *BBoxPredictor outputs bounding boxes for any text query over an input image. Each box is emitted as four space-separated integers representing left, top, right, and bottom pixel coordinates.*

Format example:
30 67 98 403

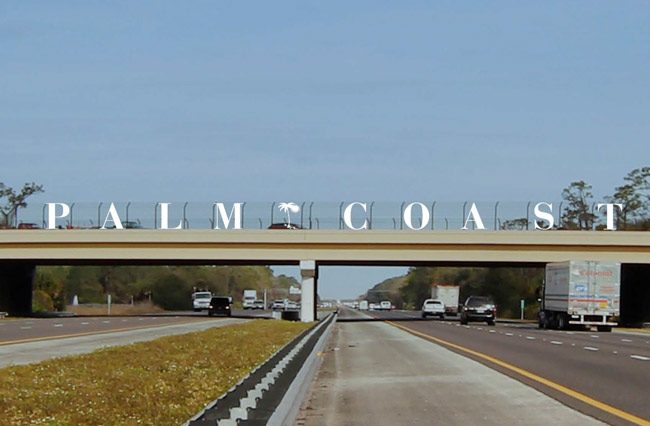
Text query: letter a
101 203 123 229
462 203 485 230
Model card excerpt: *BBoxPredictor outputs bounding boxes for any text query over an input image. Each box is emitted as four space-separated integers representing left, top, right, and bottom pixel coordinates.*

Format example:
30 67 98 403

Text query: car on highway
379 300 392 311
286 300 299 310
208 296 232 317
421 299 445 319
192 291 212 312
271 299 287 310
459 296 496 325
252 300 265 309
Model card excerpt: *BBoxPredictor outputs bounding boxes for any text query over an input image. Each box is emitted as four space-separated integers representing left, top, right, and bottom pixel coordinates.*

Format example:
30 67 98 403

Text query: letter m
214 203 243 229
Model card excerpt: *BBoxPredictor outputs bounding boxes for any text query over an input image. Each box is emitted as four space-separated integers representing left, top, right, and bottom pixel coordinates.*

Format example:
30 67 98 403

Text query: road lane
370 312 650 425
0 318 248 367
298 309 603 426
0 309 273 344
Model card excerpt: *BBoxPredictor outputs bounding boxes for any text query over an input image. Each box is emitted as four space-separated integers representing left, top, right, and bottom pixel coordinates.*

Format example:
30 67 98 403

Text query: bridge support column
621 264 650 326
300 260 318 322
0 263 35 316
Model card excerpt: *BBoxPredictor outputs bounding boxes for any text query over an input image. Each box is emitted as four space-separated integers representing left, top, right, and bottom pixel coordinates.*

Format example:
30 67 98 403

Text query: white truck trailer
242 289 257 309
431 284 460 316
539 261 620 332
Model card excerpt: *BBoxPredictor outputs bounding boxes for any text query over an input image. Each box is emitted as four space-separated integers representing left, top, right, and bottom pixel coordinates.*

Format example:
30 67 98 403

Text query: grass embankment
0 320 310 425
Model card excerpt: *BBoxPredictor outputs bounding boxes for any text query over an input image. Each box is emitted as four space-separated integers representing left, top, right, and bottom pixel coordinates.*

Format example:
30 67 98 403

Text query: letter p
47 203 70 229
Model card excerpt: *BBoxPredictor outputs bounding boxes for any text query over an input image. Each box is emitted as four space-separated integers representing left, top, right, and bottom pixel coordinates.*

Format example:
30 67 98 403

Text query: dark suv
460 296 496 325
208 297 232 317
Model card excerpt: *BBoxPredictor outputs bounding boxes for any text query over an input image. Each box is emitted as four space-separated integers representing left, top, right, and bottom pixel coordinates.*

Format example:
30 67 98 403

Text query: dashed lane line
386 321 650 426
630 355 650 361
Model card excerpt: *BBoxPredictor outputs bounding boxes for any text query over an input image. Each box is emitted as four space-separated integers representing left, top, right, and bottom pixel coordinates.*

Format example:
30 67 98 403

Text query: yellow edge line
386 320 650 426
0 318 219 346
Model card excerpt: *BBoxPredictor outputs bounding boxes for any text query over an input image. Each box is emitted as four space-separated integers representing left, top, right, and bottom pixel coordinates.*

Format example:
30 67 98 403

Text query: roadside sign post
520 299 525 320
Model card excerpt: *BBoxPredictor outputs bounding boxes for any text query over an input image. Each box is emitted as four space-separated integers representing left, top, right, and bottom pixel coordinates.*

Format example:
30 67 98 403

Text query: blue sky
2 1 649 298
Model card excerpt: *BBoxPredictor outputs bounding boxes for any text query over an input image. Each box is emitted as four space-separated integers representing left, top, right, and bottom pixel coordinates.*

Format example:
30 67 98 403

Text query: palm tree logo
278 202 300 227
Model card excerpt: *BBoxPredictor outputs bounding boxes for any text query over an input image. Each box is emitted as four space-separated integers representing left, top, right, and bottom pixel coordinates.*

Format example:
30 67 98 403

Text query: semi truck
242 289 257 309
538 261 620 332
431 284 460 316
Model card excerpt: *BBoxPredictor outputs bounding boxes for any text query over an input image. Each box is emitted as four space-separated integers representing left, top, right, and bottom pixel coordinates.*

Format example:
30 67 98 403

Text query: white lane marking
590 335 599 338
526 336 536 340
122 319 128 322
506 333 514 336
630 355 650 361
139 318 145 321
81 322 89 325
550 341 563 345
102 320 110 324
621 339 632 343
53 324 63 327
584 346 599 351
477 327 483 330
489 330 496 333
20 326 32 330
613 351 618 354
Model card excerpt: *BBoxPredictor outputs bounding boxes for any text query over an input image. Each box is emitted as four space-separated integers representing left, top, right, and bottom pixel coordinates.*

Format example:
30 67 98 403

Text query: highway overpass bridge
1 230 649 322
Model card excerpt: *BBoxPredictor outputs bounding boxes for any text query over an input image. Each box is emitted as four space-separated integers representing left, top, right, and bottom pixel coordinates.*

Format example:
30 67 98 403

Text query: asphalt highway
0 309 272 345
365 309 650 426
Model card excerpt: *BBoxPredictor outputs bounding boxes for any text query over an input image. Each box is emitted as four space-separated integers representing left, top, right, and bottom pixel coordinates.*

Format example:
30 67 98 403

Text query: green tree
561 180 596 230
500 218 529 230
0 182 44 227
607 167 650 229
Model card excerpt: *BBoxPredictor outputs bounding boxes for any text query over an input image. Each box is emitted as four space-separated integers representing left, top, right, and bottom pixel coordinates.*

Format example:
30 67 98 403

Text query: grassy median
0 319 311 425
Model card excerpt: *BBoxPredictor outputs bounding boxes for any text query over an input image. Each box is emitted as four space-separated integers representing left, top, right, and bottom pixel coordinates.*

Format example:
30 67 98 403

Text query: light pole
183 202 189 229
431 201 436 230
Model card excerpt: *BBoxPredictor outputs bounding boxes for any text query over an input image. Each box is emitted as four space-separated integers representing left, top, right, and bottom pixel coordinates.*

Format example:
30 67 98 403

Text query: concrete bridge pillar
0 263 35 316
621 264 650 326
300 260 318 322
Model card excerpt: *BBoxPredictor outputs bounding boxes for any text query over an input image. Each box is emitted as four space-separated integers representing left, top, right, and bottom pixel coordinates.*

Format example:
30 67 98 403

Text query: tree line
33 265 299 312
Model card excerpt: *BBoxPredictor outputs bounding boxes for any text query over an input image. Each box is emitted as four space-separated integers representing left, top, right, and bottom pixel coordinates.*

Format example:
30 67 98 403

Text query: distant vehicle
208 296 232 317
431 284 460 316
17 223 40 229
252 300 265 309
242 289 257 309
267 223 303 230
123 220 143 229
285 300 299 310
192 291 212 311
358 300 369 311
271 299 287 310
379 300 392 311
369 303 379 310
421 299 445 319
460 296 496 325
539 261 620 332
